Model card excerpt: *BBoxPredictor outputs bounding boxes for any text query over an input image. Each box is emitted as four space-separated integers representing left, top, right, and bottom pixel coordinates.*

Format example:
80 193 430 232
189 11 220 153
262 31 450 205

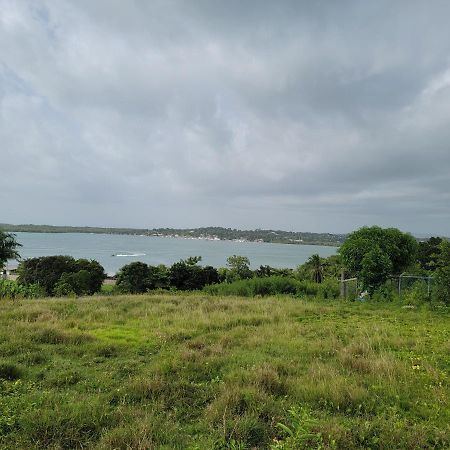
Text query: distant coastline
0 223 346 247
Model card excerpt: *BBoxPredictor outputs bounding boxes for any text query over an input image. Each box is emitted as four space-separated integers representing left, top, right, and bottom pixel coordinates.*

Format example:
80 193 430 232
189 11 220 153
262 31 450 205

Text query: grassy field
0 294 449 449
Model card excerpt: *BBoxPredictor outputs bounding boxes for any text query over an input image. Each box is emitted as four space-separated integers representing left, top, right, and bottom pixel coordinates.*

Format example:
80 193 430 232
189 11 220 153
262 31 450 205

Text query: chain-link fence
340 275 359 300
390 274 434 300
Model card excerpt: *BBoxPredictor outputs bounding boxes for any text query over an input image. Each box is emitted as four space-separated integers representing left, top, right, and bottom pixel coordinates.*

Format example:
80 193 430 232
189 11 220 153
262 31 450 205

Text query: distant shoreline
1 223 345 247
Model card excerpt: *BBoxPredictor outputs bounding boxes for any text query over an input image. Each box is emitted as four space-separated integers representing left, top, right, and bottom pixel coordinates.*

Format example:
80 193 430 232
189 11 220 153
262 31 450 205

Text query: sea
8 232 337 276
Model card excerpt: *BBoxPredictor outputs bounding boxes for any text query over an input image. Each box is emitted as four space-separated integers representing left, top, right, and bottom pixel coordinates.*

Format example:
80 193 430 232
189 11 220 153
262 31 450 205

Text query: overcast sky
1 1 450 235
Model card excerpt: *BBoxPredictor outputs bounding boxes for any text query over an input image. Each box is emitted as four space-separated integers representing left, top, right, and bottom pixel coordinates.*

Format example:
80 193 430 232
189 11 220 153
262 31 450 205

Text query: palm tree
0 231 22 270
307 254 324 283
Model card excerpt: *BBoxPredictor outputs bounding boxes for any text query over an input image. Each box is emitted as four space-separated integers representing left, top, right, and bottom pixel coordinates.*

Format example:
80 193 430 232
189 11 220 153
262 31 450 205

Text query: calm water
9 232 337 275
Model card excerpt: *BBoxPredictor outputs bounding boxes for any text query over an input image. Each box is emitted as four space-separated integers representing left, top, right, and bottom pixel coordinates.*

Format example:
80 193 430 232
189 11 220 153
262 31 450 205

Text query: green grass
0 293 449 449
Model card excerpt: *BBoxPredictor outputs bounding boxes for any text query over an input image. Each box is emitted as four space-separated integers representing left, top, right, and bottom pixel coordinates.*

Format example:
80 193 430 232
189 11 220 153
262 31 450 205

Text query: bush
17 256 106 296
169 257 219 291
204 276 340 299
0 279 45 299
225 255 253 282
75 259 106 294
403 281 429 306
116 262 151 294
433 241 450 305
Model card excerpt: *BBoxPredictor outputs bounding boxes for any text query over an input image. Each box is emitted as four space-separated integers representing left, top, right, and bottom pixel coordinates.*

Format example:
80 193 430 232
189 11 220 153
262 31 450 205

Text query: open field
0 294 449 449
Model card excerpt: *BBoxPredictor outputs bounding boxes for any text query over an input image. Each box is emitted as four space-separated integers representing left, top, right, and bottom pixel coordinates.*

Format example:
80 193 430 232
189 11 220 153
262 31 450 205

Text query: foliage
296 254 342 282
116 262 172 293
272 407 331 450
226 255 253 282
308 254 324 283
17 256 105 296
116 262 152 294
255 265 293 278
339 226 418 277
0 232 21 269
147 264 170 290
169 257 219 291
433 240 450 305
17 256 77 295
75 259 106 294
0 279 44 299
417 237 443 272
403 281 429 306
360 247 393 294
205 276 340 299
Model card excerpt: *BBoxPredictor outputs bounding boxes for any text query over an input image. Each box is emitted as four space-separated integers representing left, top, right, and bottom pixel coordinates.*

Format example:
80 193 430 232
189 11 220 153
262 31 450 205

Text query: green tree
306 254 324 283
147 265 170 290
17 255 77 295
339 226 418 276
433 240 450 305
169 256 218 290
17 255 106 296
0 231 21 270
226 255 253 282
360 247 393 294
417 237 443 271
116 262 150 294
75 259 106 294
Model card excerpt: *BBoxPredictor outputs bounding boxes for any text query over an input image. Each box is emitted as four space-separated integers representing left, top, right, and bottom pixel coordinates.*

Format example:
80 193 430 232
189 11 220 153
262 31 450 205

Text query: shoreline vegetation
0 223 345 247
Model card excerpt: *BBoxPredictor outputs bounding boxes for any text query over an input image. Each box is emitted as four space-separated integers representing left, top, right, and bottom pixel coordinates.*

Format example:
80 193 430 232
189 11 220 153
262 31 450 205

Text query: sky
1 1 450 235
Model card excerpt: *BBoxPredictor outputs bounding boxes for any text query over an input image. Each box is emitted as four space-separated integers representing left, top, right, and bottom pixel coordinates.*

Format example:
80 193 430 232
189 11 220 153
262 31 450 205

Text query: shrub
226 255 253 282
403 281 429 306
0 279 45 299
17 256 105 296
53 280 77 297
360 247 393 294
116 262 151 294
148 264 170 290
169 257 219 291
205 276 340 299
433 241 450 305
75 259 106 294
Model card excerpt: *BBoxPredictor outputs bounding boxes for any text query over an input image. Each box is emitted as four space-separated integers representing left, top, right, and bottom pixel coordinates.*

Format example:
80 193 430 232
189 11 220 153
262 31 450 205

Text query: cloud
1 0 450 234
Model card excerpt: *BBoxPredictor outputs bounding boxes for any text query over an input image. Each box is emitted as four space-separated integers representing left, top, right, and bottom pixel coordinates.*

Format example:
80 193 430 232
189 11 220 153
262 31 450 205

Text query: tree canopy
0 231 21 269
339 226 418 277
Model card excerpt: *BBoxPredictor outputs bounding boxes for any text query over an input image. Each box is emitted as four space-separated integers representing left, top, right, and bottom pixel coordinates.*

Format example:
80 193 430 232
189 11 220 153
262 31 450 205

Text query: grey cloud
1 0 450 235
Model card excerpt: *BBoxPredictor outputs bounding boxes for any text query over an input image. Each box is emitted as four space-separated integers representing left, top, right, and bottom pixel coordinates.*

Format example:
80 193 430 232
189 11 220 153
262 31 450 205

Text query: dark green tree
417 237 443 271
169 257 218 290
17 255 106 296
307 254 324 283
433 240 450 305
0 231 22 269
54 270 91 296
226 255 253 282
75 259 106 294
17 255 77 295
116 262 150 294
339 226 418 276
147 265 170 290
360 247 393 294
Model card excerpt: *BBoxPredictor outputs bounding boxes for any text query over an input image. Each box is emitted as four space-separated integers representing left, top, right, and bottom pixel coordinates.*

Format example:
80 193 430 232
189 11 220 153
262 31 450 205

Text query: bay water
9 232 337 275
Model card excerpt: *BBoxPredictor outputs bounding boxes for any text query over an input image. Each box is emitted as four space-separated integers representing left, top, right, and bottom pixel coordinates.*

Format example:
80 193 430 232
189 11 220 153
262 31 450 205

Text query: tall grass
204 276 340 299
0 293 448 449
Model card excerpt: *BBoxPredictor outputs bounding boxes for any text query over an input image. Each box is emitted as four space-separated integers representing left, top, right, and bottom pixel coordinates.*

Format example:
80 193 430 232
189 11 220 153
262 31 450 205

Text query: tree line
1 227 449 304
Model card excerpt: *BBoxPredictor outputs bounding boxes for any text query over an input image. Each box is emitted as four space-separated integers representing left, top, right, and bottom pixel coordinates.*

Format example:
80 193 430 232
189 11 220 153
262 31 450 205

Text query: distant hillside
0 223 346 246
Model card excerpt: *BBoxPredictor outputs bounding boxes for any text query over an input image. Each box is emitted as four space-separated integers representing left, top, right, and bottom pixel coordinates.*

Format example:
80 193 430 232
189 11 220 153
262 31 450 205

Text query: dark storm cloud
1 0 450 234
